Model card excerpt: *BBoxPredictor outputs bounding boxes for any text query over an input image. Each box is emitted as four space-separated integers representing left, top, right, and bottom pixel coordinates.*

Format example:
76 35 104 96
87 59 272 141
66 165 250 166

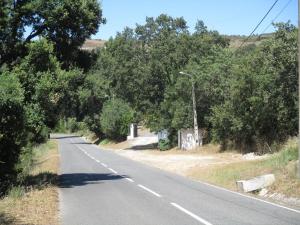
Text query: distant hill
81 39 106 50
81 33 273 51
225 33 273 48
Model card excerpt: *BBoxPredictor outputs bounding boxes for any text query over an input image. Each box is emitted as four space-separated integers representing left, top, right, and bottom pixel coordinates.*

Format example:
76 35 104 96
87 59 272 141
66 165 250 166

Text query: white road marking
95 159 100 163
72 136 300 216
125 177 134 183
137 184 161 197
171 203 212 225
108 168 118 174
196 180 300 214
75 145 85 152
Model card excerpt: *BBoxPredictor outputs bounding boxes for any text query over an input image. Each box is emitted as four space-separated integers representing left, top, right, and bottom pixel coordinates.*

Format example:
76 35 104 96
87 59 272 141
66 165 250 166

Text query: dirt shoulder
100 141 259 176
0 140 60 225
100 138 300 208
111 145 245 176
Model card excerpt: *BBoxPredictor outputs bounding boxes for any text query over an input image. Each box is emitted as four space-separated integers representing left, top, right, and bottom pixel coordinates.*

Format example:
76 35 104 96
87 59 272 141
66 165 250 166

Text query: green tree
100 99 134 140
0 70 26 193
0 0 105 67
210 23 298 152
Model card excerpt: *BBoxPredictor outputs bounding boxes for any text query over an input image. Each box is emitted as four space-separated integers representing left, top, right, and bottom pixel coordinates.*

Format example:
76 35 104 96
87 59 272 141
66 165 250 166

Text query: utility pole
191 79 200 147
298 0 300 179
179 71 201 147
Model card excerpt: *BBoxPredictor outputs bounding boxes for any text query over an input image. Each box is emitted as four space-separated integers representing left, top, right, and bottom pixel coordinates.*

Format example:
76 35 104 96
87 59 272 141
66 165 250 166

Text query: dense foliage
0 0 104 194
0 0 104 67
0 71 26 193
0 6 297 194
100 99 134 140
85 17 297 152
210 23 298 152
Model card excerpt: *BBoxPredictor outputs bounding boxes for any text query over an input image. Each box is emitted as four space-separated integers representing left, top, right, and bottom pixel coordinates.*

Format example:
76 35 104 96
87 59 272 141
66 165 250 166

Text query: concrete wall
178 129 203 150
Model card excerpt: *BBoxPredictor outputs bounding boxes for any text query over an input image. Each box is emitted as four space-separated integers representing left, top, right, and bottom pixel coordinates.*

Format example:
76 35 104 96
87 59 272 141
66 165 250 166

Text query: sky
92 0 298 40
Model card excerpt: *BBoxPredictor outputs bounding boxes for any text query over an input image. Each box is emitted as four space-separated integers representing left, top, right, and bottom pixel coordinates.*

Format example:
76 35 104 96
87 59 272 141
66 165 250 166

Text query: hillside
226 33 273 48
81 39 106 50
81 33 273 51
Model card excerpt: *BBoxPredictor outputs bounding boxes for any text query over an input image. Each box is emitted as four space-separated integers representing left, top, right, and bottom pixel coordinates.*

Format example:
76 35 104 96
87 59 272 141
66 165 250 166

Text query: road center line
108 168 118 174
137 184 161 197
125 177 134 182
101 163 107 167
170 202 212 225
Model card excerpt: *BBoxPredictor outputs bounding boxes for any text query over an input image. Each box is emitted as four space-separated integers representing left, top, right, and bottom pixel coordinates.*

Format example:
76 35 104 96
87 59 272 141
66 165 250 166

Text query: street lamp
179 71 200 147
298 0 300 179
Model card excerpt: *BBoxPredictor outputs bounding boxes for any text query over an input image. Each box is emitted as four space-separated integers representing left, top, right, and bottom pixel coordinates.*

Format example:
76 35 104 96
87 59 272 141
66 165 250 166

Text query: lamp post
179 71 200 147
297 0 300 179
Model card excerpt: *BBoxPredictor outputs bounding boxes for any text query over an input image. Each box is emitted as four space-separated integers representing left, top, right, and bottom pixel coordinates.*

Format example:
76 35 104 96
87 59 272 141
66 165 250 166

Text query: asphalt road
56 134 300 225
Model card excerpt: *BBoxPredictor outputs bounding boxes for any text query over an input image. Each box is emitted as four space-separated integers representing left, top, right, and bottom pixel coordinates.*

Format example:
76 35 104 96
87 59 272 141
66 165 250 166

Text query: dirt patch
110 144 244 176
0 140 60 225
105 139 299 208
81 39 106 50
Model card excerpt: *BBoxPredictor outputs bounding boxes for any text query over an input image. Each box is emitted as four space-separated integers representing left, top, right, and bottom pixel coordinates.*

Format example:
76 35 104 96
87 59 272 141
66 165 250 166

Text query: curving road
55 134 300 225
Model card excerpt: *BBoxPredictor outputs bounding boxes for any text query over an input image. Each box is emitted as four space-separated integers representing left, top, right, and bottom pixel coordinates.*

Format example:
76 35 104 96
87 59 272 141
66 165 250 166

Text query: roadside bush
67 117 88 133
25 104 48 144
53 117 87 133
83 114 102 136
100 99 134 140
67 117 79 133
15 146 35 183
158 139 171 151
0 71 26 194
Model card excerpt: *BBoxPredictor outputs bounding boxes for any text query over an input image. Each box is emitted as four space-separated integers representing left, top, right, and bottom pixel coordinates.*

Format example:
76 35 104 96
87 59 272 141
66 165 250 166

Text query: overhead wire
237 0 280 50
259 0 293 35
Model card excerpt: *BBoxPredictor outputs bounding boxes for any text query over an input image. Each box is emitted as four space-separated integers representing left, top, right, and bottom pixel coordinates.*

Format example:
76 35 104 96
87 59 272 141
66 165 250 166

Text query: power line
260 0 293 35
238 0 280 49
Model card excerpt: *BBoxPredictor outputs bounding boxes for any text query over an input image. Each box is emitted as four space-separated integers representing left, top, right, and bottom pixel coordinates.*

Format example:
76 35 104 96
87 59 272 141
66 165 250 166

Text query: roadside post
179 71 201 147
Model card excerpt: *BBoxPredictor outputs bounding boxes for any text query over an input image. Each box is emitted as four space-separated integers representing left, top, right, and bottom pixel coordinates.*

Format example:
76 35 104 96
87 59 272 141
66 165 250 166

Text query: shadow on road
125 143 158 151
72 142 92 145
50 135 80 139
59 173 127 188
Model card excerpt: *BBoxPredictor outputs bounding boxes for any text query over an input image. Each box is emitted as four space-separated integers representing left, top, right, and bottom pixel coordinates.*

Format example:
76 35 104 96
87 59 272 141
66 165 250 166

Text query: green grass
12 140 58 197
99 138 112 145
264 139 298 168
189 138 299 197
7 186 25 199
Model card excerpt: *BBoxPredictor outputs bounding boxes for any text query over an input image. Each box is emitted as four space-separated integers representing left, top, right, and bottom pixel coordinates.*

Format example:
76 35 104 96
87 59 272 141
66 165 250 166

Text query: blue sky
93 0 298 40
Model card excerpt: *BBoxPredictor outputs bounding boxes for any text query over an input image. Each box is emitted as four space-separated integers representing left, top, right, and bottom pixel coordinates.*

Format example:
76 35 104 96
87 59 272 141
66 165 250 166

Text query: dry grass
81 39 106 50
0 140 60 225
187 138 299 198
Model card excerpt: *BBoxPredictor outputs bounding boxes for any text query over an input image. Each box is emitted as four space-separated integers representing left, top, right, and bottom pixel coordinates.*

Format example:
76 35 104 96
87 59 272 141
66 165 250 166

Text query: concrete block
236 174 275 193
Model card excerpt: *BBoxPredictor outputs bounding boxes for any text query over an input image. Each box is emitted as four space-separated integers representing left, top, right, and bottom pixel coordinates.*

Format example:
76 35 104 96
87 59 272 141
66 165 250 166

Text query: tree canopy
0 0 105 66
0 0 104 194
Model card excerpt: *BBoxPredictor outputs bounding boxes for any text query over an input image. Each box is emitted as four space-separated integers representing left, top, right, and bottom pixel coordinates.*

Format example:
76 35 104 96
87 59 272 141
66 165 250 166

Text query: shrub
8 186 25 199
83 114 102 136
100 99 134 140
0 71 26 194
158 139 171 151
25 104 48 144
